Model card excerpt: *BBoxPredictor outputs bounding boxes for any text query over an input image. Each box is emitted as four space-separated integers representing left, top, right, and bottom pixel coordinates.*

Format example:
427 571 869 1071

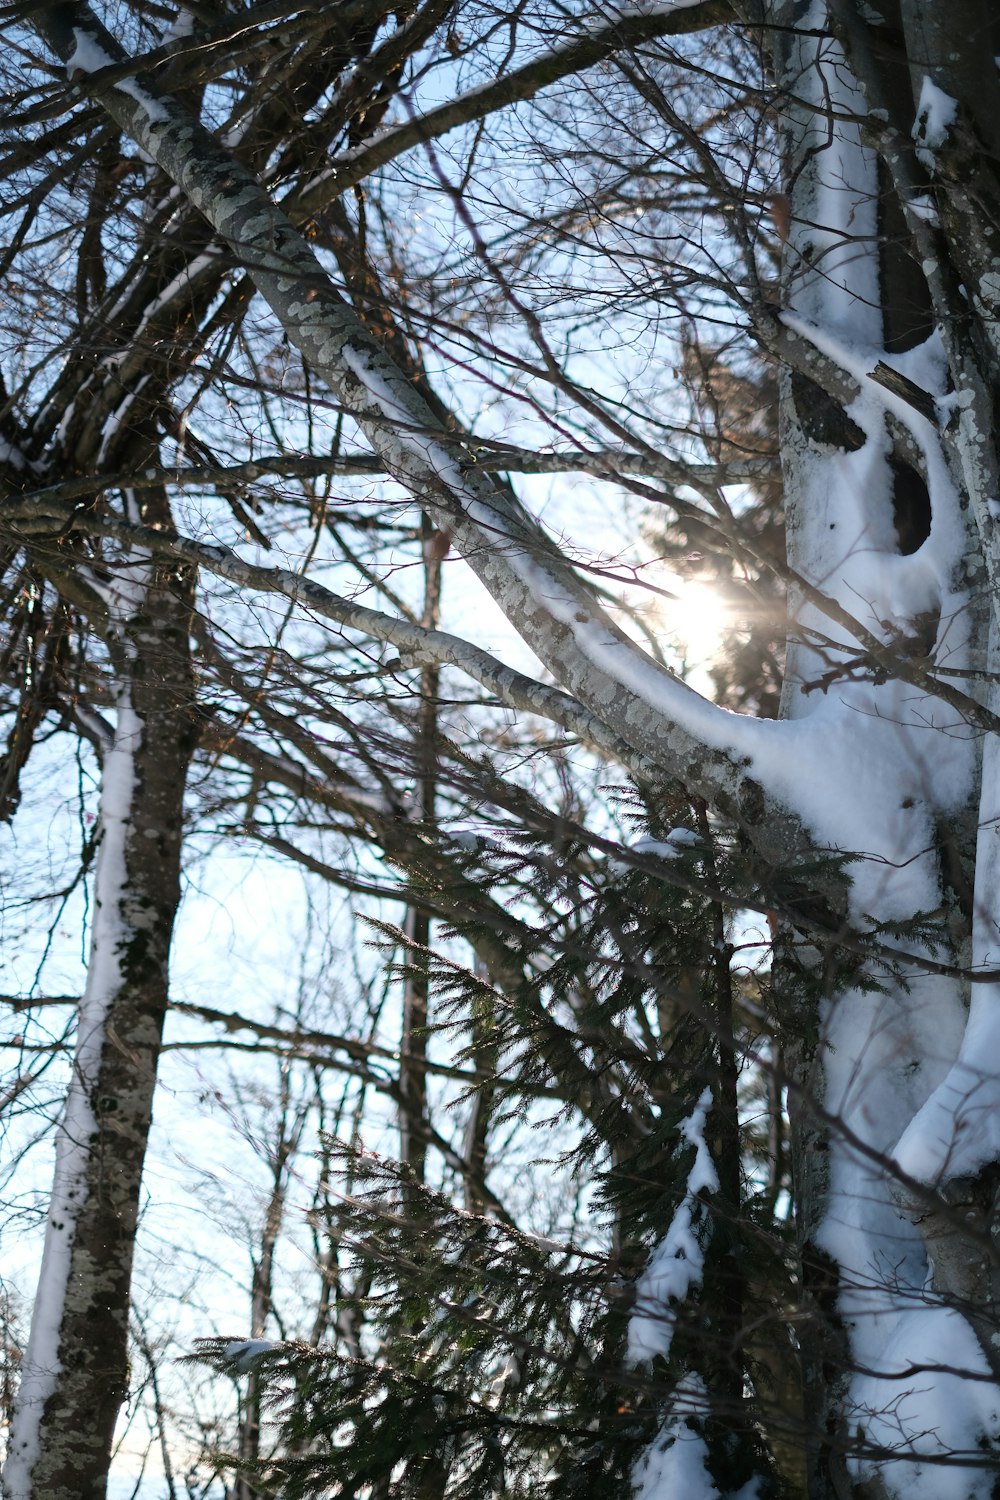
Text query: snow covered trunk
769 3 998 1494
3 501 194 1500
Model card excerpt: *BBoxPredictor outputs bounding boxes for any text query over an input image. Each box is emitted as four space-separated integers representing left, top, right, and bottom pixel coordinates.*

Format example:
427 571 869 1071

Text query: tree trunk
399 522 442 1198
3 501 194 1500
768 3 996 1492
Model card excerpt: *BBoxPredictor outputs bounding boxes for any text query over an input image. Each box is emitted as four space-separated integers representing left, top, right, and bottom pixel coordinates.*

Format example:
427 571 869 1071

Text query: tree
2 1 1000 1497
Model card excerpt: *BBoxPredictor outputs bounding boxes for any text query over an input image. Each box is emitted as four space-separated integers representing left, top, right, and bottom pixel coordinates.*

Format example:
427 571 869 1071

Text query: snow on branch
24 2 809 864
626 1088 718 1366
10 501 663 782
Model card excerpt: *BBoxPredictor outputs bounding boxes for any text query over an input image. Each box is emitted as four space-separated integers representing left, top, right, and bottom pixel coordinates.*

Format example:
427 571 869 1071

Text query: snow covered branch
28 0 813 861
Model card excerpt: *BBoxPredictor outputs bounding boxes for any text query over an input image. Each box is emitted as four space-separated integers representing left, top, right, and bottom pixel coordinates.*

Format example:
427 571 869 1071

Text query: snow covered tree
3 0 1000 1496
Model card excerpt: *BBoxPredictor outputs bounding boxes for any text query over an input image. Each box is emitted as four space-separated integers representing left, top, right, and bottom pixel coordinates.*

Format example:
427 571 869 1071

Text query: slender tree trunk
234 1067 306 1500
399 523 442 1196
3 495 194 1500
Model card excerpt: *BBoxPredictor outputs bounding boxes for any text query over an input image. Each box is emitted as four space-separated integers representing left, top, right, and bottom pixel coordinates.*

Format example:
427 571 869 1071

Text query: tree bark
3 501 195 1500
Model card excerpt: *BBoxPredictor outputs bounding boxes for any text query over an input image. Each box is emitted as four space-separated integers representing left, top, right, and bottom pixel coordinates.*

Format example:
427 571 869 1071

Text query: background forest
3 1 1000 1498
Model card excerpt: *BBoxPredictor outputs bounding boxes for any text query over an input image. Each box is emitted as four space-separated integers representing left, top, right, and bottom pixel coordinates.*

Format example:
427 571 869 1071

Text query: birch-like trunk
398 523 442 1197
3 515 194 1500
770 4 996 1494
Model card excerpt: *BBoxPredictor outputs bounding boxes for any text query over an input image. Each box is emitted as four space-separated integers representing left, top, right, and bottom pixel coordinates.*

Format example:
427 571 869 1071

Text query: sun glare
654 575 732 677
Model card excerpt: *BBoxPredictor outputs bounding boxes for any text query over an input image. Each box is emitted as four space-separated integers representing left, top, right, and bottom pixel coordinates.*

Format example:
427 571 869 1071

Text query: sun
652 573 733 679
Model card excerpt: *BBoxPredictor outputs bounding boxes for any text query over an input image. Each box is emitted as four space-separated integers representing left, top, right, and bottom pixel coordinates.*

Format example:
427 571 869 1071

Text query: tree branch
291 2 735 214
28 0 810 864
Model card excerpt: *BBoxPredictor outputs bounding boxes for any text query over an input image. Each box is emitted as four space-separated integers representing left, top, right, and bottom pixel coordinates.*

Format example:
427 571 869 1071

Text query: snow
747 314 984 1493
779 313 964 607
626 1089 718 1366
97 384 142 466
0 434 25 470
913 76 958 168
781 23 881 338
162 6 195 42
67 28 170 124
677 1086 719 1194
894 630 1000 1186
631 1384 719 1500
907 194 940 227
223 1339 283 1372
630 1375 762 1500
65 29 116 75
221 119 251 149
340 290 999 1497
608 828 701 875
129 254 218 341
847 1306 1000 1499
759 32 1000 1482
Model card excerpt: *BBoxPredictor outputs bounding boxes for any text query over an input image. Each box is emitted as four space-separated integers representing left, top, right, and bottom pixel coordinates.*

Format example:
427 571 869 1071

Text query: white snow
129 253 218 341
780 23 882 339
894 624 1000 1186
847 1306 1000 1499
0 434 25 470
608 828 701 875
631 1383 719 1500
340 297 998 1497
750 309 984 1498
97 385 141 466
757 31 1000 1484
626 1089 718 1366
67 28 170 123
223 1339 283 1372
65 29 116 75
913 76 958 168
907 194 940 227
162 6 195 42
630 1374 762 1500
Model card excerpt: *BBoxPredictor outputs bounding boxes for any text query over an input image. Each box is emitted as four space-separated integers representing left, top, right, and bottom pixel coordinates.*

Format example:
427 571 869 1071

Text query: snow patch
913 76 958 168
608 827 701 875
626 1089 718 1365
631 1377 719 1500
630 1374 762 1500
894 664 1000 1186
67 28 170 123
907 194 939 227
223 1339 283 1372
847 1306 1000 1500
